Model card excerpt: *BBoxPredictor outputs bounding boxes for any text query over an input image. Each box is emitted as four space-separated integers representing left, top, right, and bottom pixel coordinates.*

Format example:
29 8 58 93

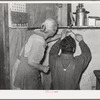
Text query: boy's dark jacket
49 39 92 90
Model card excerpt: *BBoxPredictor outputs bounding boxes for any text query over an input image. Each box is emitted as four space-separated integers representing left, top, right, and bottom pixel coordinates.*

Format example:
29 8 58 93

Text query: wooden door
0 4 10 89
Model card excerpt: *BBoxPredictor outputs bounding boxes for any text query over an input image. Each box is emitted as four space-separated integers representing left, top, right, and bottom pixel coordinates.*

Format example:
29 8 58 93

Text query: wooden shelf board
28 26 100 30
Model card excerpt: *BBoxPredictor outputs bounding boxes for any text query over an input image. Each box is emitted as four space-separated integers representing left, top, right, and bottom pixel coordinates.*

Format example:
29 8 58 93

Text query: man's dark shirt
49 39 92 90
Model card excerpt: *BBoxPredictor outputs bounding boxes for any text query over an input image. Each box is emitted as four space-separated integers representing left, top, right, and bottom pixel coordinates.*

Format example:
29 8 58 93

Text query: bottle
74 3 89 26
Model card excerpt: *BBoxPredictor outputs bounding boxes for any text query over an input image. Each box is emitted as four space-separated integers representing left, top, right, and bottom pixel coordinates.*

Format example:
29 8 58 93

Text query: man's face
48 25 57 37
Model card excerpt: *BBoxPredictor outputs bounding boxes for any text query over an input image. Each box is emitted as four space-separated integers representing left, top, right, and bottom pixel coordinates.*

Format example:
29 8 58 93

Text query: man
14 18 61 89
49 32 92 90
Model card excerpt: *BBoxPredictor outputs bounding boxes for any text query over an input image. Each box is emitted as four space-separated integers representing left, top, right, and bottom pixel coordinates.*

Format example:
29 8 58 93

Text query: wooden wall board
27 4 58 28
0 4 6 89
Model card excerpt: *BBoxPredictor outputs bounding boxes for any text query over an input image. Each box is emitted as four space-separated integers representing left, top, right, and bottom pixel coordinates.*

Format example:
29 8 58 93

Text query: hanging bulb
56 3 62 8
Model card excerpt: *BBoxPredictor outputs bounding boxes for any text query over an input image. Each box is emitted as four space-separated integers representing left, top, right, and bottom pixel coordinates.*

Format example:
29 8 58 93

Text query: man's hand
43 66 49 73
61 29 71 40
75 34 83 42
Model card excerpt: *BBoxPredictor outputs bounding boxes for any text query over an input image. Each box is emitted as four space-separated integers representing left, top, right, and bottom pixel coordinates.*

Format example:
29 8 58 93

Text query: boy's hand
75 34 83 42
61 29 71 40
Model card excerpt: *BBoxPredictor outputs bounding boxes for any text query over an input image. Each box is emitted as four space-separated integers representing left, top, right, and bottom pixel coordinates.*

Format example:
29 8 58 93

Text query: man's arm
27 39 49 73
28 60 49 73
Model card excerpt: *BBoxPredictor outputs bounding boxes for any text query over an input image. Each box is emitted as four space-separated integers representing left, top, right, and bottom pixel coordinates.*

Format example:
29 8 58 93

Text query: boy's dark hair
60 35 76 54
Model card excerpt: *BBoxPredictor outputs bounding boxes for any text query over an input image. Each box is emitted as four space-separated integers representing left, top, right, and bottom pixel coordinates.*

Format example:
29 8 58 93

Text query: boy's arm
75 34 92 70
79 40 92 68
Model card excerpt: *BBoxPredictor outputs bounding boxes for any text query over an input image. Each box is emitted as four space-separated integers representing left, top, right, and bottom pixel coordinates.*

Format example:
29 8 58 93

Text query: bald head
42 18 57 30
41 18 58 37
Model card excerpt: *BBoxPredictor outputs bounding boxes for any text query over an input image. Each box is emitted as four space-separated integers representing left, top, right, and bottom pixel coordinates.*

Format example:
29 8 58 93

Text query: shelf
58 26 100 29
28 26 100 30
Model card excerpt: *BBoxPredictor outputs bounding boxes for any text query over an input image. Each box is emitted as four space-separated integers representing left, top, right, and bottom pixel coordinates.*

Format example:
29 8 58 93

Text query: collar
34 29 46 40
60 54 73 59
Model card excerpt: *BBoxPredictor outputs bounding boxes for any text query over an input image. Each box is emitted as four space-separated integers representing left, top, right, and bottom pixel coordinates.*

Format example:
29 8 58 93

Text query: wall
72 3 100 23
27 4 58 28
72 29 100 89
72 3 100 17
0 4 6 89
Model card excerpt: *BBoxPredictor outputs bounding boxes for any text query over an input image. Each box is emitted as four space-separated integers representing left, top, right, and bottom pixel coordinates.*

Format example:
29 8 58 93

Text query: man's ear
41 24 46 32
